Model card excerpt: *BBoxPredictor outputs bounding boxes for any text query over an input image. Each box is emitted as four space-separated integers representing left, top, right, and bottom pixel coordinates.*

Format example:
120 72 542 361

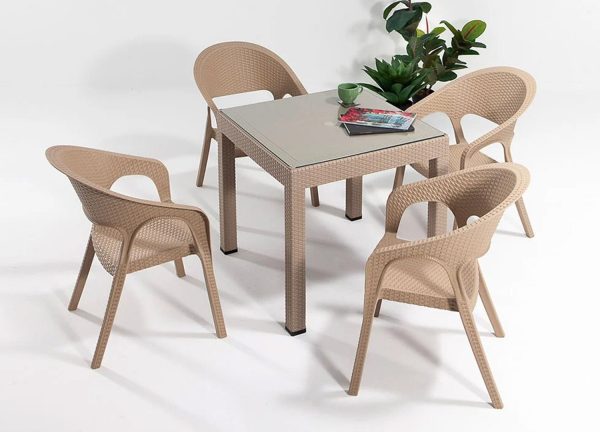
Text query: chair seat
377 234 479 311
412 143 497 177
92 218 195 275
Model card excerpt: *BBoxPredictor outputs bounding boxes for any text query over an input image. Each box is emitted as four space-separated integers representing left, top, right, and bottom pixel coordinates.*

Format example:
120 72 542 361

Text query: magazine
339 107 416 131
342 123 415 136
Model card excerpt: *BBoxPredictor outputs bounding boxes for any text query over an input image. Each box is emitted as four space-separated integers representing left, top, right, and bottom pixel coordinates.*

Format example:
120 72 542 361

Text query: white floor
1 87 598 431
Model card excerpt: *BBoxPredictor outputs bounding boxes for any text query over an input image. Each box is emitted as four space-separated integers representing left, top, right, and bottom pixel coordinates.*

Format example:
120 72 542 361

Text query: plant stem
408 0 412 10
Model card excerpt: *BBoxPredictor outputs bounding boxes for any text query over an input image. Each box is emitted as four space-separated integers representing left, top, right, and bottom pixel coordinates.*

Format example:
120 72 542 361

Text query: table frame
216 109 449 335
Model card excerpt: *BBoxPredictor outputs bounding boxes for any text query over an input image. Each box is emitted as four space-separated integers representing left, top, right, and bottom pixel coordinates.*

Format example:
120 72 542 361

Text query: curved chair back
193 41 307 111
410 66 536 132
46 145 172 233
384 163 530 266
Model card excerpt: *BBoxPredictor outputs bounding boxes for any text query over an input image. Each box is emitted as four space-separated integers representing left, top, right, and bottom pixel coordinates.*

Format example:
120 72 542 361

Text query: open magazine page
339 107 416 131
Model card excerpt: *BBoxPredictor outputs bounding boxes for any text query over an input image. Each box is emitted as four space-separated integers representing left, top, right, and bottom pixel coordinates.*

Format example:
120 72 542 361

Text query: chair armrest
105 194 212 253
77 172 211 247
365 234 455 295
459 122 516 169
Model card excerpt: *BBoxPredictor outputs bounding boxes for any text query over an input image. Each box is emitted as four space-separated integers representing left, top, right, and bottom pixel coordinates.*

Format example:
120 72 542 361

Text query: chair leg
69 236 95 311
374 299 382 317
198 250 227 338
393 166 406 189
515 198 534 238
349 296 378 395
174 258 186 278
477 266 504 338
457 304 503 408
196 107 214 187
310 187 320 207
91 241 131 369
502 144 534 238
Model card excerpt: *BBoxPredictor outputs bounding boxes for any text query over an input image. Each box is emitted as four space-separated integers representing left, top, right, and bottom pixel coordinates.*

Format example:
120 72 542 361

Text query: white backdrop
1 0 598 93
1 2 599 431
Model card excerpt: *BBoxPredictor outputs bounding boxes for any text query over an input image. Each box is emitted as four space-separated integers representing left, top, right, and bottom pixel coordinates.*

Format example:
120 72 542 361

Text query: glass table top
221 89 445 168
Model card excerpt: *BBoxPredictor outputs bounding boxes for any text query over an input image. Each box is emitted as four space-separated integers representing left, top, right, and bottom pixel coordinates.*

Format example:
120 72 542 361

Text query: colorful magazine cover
339 107 416 131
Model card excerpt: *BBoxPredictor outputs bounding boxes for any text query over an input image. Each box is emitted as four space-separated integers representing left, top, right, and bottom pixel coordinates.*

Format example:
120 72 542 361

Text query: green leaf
403 1 432 13
441 20 460 38
461 20 486 41
471 41 487 49
407 36 419 57
438 71 458 82
391 83 405 95
398 81 425 102
358 83 384 94
382 91 400 103
386 9 420 33
425 38 446 51
363 67 386 88
394 54 412 63
431 26 446 36
416 29 425 37
383 1 402 19
448 65 468 70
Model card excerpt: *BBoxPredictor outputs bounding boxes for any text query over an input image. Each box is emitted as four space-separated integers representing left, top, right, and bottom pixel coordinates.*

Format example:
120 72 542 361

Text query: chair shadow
74 309 215 340
496 228 528 238
302 302 493 407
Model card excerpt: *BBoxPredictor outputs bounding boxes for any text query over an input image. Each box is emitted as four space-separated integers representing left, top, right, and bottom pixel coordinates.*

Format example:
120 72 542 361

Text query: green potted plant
361 1 487 108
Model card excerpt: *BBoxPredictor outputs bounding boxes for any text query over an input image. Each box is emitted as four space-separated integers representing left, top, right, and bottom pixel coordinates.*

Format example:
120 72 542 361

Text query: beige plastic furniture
193 41 320 207
217 88 449 335
394 66 536 237
349 163 530 409
46 145 226 369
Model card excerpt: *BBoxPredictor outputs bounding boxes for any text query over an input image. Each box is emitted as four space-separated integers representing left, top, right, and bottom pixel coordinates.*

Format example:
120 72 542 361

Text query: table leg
218 134 238 254
284 183 306 335
427 156 449 237
345 176 363 221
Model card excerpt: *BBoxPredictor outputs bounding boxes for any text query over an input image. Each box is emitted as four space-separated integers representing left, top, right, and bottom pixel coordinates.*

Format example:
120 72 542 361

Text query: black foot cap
220 248 238 255
345 214 363 221
285 327 307 336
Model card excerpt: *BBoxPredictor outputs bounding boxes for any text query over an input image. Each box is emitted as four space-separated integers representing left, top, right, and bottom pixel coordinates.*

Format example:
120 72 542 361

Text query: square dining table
215 89 449 335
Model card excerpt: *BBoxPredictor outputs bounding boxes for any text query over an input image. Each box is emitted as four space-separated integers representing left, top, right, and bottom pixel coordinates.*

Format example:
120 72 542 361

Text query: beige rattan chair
394 66 536 237
193 41 320 207
46 145 227 369
349 163 530 409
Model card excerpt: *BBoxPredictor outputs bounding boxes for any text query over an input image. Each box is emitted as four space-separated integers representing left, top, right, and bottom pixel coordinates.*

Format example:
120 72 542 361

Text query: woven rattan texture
92 219 195 275
194 42 306 111
46 145 227 369
348 163 530 409
377 238 479 311
192 41 318 205
411 142 495 175
398 67 536 237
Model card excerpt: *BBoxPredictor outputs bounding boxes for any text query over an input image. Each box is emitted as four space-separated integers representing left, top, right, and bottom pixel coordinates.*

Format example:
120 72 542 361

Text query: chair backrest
46 146 156 232
193 41 307 111
385 163 530 266
437 164 530 264
410 66 536 127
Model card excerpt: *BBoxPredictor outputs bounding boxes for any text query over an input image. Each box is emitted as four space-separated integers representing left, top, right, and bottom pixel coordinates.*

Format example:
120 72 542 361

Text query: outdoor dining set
47 41 535 409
